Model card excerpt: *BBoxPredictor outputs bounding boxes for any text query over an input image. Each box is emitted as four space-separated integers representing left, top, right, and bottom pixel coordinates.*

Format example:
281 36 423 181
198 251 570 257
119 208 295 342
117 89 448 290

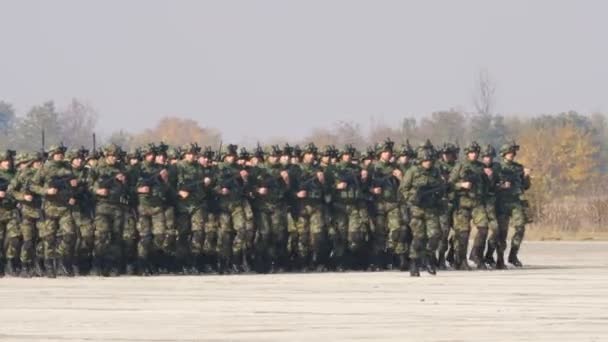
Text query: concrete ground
0 241 606 342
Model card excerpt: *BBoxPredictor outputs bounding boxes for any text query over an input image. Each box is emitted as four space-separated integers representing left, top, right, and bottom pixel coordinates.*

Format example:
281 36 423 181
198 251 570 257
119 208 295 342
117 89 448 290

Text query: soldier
155 142 178 273
215 144 248 273
236 148 256 272
370 140 403 271
30 144 78 277
122 148 141 275
469 144 500 270
436 143 459 269
330 145 368 271
496 142 531 267
0 150 18 276
67 148 95 275
8 154 42 277
135 144 169 275
395 141 416 269
175 143 206 274
448 141 489 270
199 147 219 273
89 144 129 276
401 146 444 276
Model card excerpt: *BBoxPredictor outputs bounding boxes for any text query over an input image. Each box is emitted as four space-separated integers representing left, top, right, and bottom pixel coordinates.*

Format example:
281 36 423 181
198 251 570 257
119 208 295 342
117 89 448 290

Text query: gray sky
1 0 607 142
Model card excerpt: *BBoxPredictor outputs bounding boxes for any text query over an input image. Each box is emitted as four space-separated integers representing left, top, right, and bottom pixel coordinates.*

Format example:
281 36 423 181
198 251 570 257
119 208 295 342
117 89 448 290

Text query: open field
0 241 607 342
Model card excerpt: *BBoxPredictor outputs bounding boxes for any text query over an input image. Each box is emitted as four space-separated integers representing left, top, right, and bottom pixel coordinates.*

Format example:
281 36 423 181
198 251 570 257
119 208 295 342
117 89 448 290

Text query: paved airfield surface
0 241 606 342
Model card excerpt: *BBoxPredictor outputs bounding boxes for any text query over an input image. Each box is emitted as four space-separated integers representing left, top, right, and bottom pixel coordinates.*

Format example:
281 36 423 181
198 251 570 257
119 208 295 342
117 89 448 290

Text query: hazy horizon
1 0 606 143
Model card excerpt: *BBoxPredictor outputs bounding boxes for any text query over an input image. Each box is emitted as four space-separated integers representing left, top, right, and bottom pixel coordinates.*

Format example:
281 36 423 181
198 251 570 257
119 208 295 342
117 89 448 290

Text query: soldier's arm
7 174 26 201
29 167 47 196
448 164 463 189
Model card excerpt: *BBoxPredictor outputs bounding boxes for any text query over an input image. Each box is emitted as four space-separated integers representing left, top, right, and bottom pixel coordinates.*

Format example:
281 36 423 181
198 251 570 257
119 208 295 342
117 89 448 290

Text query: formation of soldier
0 138 531 278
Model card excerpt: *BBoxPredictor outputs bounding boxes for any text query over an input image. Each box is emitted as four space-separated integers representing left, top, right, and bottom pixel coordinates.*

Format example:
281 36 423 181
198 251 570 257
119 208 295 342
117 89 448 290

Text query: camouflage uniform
370 143 402 270
136 148 169 274
175 144 207 273
400 147 443 276
436 144 458 269
30 146 78 277
448 142 488 270
496 143 531 267
8 155 43 276
89 145 129 275
199 150 219 272
67 149 95 274
0 150 18 276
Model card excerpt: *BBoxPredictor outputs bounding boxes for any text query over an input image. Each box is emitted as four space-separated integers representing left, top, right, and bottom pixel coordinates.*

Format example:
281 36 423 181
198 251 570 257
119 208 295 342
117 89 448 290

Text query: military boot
241 252 252 273
496 252 507 270
20 263 34 278
398 254 409 272
0 259 4 277
484 243 497 268
125 262 137 276
409 259 420 277
437 253 448 270
44 259 56 278
425 255 437 275
90 257 103 276
5 258 18 277
508 247 523 267
34 258 45 277
59 258 74 277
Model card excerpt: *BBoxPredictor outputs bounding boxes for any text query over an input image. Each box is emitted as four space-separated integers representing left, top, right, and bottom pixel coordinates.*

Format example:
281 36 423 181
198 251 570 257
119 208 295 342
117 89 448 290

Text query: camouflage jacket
90 159 128 206
31 160 76 208
401 164 444 208
8 166 41 219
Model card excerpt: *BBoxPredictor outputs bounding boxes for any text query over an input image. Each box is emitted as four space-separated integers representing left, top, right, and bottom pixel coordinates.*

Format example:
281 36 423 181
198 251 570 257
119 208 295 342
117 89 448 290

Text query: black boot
138 258 152 276
90 257 102 276
34 258 45 277
0 259 4 277
5 258 18 277
496 252 507 270
44 259 56 278
399 254 409 272
241 252 252 273
20 263 34 278
437 253 448 270
484 244 496 268
125 262 137 276
409 259 420 277
508 247 523 267
425 255 437 275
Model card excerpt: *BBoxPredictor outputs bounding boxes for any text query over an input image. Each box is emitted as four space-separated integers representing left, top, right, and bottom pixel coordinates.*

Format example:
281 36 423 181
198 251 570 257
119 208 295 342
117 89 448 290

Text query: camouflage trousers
163 205 177 258
453 201 488 266
331 201 368 259
290 202 326 263
73 210 94 266
19 215 40 264
123 207 138 266
1 210 20 261
496 200 526 255
94 203 125 264
175 204 205 264
372 201 403 256
203 212 219 259
136 205 166 260
409 206 440 260
234 199 255 256
254 204 287 267
40 205 76 261
217 201 246 259
437 201 454 260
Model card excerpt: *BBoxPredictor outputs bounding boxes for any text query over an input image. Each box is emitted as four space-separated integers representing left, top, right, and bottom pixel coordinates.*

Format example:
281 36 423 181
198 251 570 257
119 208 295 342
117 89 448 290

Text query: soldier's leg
40 215 59 278
75 211 95 275
254 210 271 273
93 210 112 276
484 203 499 267
4 217 21 276
309 204 326 271
106 207 125 275
408 207 425 276
19 217 37 277
136 207 154 275
202 212 219 273
56 212 76 277
424 209 441 274
231 205 249 272
242 200 256 264
150 207 167 273
270 209 287 272
347 204 364 270
469 205 489 269
217 211 235 274
386 204 404 269
295 208 311 270
330 204 348 270
452 208 472 270
437 210 450 269
286 212 299 268
175 209 193 273
509 203 526 267
122 208 138 275
162 206 177 272
370 203 387 270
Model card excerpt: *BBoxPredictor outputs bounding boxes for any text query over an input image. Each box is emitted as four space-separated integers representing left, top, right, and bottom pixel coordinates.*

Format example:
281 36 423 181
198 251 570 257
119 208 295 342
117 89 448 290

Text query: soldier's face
145 154 155 162
225 155 235 164
130 158 139 166
53 153 64 161
72 158 83 168
185 153 195 162
303 153 315 163
421 160 433 169
106 155 117 165
398 156 409 164
442 153 455 162
505 152 515 161
88 159 98 167
268 156 278 164
341 155 351 163
0 160 9 169
33 161 43 169
380 151 391 161
155 155 166 164
467 152 478 161
482 156 493 166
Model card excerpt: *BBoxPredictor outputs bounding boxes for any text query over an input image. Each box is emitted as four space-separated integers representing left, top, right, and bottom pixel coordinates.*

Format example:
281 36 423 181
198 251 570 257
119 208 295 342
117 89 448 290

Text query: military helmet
225 144 238 157
155 141 169 156
47 144 68 156
292 145 303 158
398 140 416 158
65 149 81 161
321 145 338 158
239 147 250 160
103 143 121 156
269 145 282 157
500 141 520 156
341 144 357 157
441 142 460 155
303 143 318 155
253 145 265 159
14 153 32 166
376 138 394 156
181 143 200 155
481 144 497 158
202 146 215 159
282 143 293 157
464 141 481 154
140 143 157 156
418 148 436 162
127 148 142 160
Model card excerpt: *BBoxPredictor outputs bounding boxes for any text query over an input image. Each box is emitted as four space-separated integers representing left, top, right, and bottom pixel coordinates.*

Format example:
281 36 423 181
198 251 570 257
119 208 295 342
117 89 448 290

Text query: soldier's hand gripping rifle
414 183 449 208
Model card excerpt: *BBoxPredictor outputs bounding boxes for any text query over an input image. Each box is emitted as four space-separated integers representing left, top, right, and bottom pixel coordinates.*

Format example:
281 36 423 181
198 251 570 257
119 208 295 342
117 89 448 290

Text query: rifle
414 183 449 208
0 178 9 201
298 174 324 200
216 141 223 163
